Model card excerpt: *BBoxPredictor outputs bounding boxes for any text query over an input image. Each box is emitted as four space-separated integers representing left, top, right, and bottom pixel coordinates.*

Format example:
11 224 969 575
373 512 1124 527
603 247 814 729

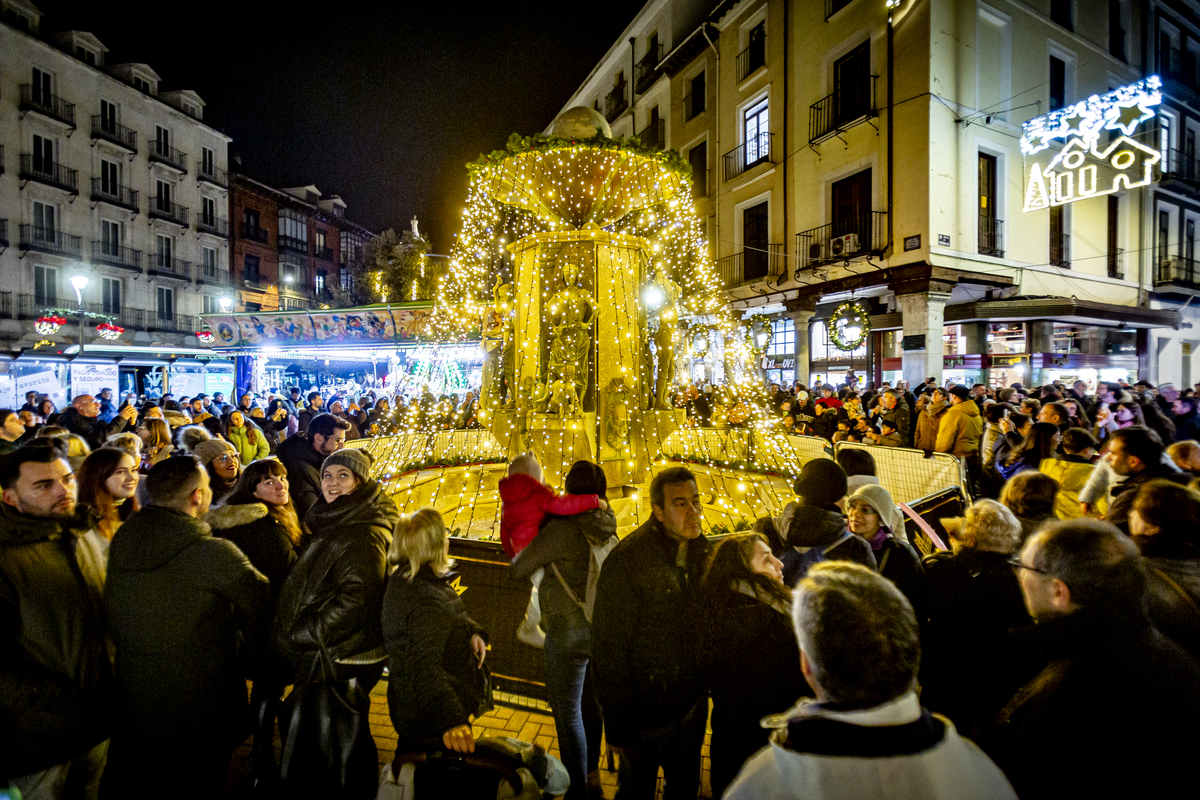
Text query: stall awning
865 298 1182 331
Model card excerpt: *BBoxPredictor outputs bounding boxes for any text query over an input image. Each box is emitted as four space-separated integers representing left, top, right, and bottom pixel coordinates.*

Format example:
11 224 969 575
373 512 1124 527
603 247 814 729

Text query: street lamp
218 295 232 312
69 273 89 355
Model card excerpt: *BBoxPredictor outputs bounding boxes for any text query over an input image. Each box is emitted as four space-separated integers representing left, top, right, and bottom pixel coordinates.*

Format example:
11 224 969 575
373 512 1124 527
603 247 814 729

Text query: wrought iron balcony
278 234 308 254
147 312 196 334
635 43 663 93
148 140 188 172
19 85 75 127
636 119 665 150
91 178 139 212
315 246 335 262
148 197 189 227
0 292 11 319
717 244 783 288
197 215 229 237
979 215 1004 258
197 161 227 188
241 224 269 244
91 116 137 152
86 303 145 330
1049 232 1071 268
1156 257 1200 290
723 132 772 181
605 82 628 122
20 155 78 194
197 266 231 287
1162 148 1200 191
147 253 192 281
0 219 7 248
91 242 142 271
737 35 765 81
1108 247 1125 279
809 77 877 144
18 294 41 319
20 225 82 259
796 212 889 270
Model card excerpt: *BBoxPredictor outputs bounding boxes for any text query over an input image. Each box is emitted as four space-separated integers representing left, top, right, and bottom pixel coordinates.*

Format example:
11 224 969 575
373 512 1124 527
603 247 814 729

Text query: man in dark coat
775 459 876 586
1173 396 1200 443
103 456 269 797
0 441 113 798
993 519 1200 800
296 391 325 433
55 394 137 450
1103 426 1188 533
592 467 709 800
277 413 349 520
876 389 911 447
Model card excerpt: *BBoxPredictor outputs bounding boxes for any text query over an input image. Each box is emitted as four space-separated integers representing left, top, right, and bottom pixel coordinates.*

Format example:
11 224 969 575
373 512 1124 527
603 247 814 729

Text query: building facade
553 0 1200 391
0 0 232 349
227 172 373 313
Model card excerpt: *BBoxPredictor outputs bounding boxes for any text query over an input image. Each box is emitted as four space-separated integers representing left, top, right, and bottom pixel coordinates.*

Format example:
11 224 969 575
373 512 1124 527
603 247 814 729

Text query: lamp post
218 295 232 312
69 273 89 355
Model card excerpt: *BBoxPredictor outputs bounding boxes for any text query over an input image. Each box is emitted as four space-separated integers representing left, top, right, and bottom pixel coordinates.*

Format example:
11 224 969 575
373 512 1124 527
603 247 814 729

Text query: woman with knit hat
847 484 925 612
193 438 240 506
273 447 400 798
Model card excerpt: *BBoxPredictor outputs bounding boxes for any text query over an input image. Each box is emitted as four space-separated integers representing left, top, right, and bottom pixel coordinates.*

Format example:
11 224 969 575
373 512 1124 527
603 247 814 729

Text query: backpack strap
550 562 586 612
1150 565 1200 623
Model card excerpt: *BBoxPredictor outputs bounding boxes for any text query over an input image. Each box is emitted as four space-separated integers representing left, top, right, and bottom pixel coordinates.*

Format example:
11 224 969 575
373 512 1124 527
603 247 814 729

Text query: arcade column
897 290 951 388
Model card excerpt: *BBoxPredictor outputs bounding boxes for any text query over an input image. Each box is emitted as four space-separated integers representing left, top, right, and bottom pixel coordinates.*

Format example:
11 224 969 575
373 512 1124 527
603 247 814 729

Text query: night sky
38 0 649 252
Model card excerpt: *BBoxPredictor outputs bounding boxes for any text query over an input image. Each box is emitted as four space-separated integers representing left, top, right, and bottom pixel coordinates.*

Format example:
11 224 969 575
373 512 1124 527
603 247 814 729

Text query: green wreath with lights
828 301 870 351
747 313 773 356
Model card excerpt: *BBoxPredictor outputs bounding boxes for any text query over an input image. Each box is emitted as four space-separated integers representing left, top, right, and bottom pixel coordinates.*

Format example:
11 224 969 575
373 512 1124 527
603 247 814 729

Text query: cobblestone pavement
226 684 714 798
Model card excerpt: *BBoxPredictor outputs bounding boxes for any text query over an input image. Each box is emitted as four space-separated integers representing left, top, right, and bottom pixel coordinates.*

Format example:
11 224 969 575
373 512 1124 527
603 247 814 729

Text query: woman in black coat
697 533 807 799
846 484 925 614
383 507 488 755
273 448 400 799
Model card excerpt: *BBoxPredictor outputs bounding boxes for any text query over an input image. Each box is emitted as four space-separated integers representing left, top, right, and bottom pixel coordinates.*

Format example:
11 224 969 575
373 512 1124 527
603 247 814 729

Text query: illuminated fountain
351 108 811 537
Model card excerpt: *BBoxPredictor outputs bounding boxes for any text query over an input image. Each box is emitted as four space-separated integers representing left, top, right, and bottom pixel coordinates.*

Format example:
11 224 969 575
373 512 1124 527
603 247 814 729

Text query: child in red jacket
499 452 605 646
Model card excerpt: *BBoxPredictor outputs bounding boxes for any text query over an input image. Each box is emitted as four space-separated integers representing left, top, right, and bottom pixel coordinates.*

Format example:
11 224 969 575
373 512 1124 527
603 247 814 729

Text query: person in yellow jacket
225 410 270 465
1039 428 1101 519
936 386 983 459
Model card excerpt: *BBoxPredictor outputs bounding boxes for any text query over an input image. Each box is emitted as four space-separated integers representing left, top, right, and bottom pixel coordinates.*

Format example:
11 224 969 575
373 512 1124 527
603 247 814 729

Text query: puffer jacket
1038 456 1095 519
0 504 112 776
936 399 983 458
105 506 268 744
383 564 488 751
277 433 324 521
274 479 400 675
778 505 877 585
228 423 270 465
915 400 949 452
591 518 710 746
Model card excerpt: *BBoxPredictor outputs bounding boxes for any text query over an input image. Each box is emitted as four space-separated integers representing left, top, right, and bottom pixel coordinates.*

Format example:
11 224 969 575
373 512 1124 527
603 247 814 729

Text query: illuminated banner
1021 76 1163 212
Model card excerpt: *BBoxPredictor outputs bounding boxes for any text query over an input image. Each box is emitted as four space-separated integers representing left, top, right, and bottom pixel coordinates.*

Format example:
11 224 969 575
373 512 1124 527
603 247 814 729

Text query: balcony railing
147 254 192 281
605 82 628 122
148 198 189 227
737 35 766 81
91 178 139 212
20 225 82 259
85 302 145 330
18 294 42 319
91 242 142 271
19 84 76 127
197 161 227 187
197 266 231 287
1108 247 1125 279
723 132 773 181
1161 47 1199 90
635 44 663 93
241 224 269 244
197 215 229 237
278 234 308 254
979 215 1005 258
1156 256 1200 290
0 292 10 318
19 155 78 194
148 140 188 172
1163 147 1200 183
147 312 196 334
0 145 4 175
0 219 7 248
636 119 665 150
315 246 335 262
1049 232 1071 268
796 212 889 270
717 244 783 288
809 77 877 144
91 116 137 152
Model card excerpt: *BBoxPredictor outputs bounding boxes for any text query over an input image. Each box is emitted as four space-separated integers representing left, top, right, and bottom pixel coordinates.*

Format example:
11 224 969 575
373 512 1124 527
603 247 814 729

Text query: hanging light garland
196 329 216 345
828 301 871 351
35 315 68 335
95 322 125 340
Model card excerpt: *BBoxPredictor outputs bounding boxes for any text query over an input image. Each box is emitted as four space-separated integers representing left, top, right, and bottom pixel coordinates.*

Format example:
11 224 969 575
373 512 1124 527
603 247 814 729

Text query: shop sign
904 235 921 251
944 356 966 368
70 362 119 398
1021 76 1163 212
993 355 1029 367
901 335 926 351
761 356 795 370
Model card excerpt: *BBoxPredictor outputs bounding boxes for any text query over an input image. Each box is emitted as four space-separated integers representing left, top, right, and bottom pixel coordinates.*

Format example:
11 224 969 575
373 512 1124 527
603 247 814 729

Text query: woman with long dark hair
207 458 303 789
697 533 806 799
75 447 141 586
997 421 1060 481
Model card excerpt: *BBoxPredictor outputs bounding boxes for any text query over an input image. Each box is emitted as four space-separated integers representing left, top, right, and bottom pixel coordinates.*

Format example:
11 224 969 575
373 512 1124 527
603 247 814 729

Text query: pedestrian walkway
226 684 715 798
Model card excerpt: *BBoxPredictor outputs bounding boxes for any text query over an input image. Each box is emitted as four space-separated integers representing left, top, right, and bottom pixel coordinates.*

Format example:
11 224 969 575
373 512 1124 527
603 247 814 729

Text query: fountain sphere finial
551 106 613 140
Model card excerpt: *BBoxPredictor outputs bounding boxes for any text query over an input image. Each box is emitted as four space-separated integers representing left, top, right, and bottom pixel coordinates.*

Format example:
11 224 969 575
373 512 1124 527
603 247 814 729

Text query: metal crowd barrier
832 441 967 504
901 487 967 557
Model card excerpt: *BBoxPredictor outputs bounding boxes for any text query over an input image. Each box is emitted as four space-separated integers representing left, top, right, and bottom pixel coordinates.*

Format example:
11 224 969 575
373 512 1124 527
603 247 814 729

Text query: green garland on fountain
468 132 693 179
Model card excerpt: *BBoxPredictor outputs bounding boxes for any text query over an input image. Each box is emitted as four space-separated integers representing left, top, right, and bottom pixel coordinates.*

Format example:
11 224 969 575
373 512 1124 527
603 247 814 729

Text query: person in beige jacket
936 386 983 460
915 389 950 452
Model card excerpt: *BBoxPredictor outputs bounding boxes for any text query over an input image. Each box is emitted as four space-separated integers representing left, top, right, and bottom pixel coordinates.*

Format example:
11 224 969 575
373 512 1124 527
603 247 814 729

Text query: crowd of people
5 372 1200 799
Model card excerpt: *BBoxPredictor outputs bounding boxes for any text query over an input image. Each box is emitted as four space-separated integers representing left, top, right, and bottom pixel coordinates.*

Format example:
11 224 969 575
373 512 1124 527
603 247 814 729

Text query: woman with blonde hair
136 416 174 470
383 508 488 757
920 499 1030 739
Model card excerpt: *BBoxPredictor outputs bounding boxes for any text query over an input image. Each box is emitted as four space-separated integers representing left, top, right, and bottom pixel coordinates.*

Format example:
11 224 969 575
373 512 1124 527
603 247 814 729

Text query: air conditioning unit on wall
831 233 861 257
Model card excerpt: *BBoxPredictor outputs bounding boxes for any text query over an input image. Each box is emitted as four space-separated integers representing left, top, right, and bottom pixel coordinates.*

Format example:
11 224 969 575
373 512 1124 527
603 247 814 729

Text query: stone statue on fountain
651 274 681 410
480 278 514 411
545 263 595 412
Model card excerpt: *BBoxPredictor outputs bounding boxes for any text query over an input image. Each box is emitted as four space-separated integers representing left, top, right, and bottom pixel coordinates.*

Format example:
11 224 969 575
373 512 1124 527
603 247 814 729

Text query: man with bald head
55 393 138 450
